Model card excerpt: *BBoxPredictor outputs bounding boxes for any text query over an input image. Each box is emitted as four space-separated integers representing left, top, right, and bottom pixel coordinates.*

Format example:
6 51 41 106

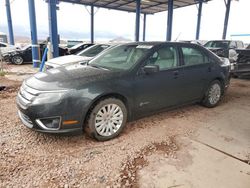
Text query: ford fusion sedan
17 42 230 141
44 44 116 70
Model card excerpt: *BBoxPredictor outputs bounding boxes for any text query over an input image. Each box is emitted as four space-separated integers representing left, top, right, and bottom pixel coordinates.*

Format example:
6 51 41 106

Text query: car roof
118 41 202 47
206 40 243 42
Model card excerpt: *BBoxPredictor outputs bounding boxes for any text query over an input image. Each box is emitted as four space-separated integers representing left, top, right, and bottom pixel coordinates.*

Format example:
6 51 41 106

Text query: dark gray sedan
17 42 230 141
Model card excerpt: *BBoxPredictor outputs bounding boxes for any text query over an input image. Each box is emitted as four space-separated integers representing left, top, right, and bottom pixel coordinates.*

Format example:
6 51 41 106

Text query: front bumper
18 109 82 133
2 54 12 62
17 107 83 133
16 83 87 133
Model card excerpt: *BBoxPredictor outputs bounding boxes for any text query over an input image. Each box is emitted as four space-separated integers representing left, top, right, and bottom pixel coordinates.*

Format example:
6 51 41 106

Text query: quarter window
147 46 178 70
181 47 209 66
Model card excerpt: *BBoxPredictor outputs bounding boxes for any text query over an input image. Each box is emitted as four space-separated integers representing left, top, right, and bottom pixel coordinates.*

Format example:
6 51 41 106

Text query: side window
229 41 237 48
147 46 178 70
181 47 209 66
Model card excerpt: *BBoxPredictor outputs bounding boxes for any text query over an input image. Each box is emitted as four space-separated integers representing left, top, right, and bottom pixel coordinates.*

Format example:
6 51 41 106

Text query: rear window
181 47 209 66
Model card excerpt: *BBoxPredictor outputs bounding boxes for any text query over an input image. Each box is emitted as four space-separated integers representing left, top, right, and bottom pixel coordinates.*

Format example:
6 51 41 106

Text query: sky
0 0 250 43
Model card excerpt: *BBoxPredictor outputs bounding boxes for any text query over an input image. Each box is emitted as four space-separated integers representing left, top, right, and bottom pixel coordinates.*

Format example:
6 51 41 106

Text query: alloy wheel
208 83 221 105
94 104 124 137
13 56 23 65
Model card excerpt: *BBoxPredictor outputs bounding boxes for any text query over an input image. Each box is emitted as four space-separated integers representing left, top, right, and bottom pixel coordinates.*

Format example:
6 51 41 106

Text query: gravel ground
0 76 249 187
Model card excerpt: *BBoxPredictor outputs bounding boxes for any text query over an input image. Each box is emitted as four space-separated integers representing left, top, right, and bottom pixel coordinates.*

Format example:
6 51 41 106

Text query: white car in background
0 42 20 54
44 44 117 70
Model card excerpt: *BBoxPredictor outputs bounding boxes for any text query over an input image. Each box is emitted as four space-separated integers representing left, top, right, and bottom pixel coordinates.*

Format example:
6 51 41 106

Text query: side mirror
79 60 89 65
142 65 159 74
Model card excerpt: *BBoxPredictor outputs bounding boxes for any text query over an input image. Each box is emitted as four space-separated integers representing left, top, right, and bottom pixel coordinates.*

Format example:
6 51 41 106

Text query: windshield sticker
136 45 153 49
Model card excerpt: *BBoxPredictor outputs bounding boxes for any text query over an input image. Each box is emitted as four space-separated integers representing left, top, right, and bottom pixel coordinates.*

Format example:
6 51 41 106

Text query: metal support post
222 0 232 39
135 0 141 41
28 0 40 67
48 0 59 58
196 0 203 40
166 0 174 41
90 5 94 43
143 13 147 41
5 0 14 45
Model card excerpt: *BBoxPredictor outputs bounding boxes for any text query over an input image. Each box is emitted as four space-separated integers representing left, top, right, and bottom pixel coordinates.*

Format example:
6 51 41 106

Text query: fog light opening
36 117 61 130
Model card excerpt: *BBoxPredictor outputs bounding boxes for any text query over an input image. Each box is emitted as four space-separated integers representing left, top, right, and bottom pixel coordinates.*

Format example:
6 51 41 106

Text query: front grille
18 83 39 107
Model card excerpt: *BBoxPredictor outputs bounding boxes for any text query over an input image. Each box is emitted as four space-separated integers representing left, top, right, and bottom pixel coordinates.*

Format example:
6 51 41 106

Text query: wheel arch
213 76 225 94
202 77 225 102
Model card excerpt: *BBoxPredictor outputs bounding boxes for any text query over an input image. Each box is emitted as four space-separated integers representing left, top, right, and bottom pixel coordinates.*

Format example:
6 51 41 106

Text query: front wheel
202 80 223 108
84 98 127 141
12 55 24 65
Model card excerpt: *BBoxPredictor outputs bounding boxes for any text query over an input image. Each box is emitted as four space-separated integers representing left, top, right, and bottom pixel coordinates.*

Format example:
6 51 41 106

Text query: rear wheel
84 98 127 141
12 55 24 65
202 80 223 108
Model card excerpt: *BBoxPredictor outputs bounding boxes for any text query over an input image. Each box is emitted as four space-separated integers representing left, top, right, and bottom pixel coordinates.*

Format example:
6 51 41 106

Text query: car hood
2 49 22 55
0 47 19 54
46 55 92 66
207 47 224 51
25 64 117 91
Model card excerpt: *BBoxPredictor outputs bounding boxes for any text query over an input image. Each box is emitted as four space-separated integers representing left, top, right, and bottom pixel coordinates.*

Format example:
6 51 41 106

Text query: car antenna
175 32 182 42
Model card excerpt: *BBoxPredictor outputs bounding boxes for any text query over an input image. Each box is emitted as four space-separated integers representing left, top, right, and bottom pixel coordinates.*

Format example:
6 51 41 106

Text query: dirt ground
0 75 250 188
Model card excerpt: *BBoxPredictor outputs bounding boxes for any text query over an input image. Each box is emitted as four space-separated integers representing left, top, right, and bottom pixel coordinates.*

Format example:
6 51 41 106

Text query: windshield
77 44 110 57
89 44 151 71
204 41 230 49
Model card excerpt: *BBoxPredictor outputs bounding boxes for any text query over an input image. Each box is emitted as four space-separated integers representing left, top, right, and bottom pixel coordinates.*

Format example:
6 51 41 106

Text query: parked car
2 43 68 65
204 40 244 62
44 44 116 70
204 40 250 76
68 43 94 54
180 40 207 46
0 42 20 54
17 42 230 141
231 48 250 77
66 40 83 48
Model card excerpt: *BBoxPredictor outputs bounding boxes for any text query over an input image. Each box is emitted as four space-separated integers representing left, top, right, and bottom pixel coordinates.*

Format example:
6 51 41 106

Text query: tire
84 98 127 141
202 80 223 108
12 55 24 65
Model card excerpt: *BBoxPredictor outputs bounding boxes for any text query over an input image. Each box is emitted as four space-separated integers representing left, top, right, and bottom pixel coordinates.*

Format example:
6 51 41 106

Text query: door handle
208 67 212 72
173 70 179 78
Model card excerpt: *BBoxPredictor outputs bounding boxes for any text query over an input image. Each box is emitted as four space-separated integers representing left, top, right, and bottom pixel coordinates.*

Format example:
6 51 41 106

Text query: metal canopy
59 0 209 14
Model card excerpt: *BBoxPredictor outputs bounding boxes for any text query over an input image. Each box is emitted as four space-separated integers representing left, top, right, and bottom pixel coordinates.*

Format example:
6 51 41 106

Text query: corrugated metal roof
59 0 210 14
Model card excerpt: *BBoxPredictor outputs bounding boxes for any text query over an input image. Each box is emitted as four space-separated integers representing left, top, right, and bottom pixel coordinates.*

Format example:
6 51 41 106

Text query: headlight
32 92 65 105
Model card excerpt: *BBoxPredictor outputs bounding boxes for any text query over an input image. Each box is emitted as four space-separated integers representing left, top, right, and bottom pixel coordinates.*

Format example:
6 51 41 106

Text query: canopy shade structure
59 0 210 14
24 0 225 67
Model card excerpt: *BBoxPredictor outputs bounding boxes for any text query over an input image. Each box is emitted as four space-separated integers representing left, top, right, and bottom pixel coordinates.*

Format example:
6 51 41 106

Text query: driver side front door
133 45 184 117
